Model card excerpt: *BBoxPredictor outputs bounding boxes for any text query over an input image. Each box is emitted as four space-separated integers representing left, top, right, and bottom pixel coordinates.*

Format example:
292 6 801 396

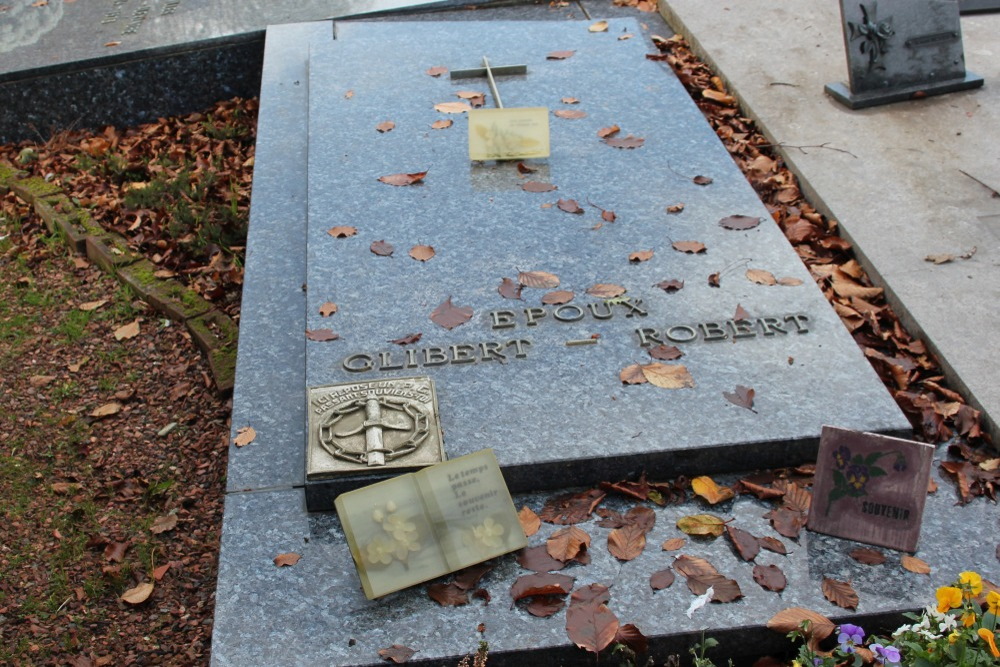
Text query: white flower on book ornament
471 517 505 549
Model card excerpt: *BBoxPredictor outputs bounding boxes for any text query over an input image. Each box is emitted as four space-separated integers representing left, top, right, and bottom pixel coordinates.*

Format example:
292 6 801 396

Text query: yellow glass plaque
468 107 550 161
335 449 527 599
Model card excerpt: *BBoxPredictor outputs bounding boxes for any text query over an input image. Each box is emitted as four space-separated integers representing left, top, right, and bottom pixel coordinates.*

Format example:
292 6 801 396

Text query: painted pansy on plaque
335 449 527 599
808 426 934 552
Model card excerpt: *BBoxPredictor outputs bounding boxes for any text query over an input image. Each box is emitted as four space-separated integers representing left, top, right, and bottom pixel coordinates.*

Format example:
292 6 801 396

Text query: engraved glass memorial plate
335 449 528 599
307 377 445 479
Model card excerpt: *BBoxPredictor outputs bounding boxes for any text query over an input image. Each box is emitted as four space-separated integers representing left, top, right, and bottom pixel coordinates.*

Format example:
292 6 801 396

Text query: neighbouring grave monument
0 0 501 143
212 12 998 667
825 0 984 109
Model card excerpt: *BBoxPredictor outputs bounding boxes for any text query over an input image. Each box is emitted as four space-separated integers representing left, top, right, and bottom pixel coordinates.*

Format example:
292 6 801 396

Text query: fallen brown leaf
273 552 301 567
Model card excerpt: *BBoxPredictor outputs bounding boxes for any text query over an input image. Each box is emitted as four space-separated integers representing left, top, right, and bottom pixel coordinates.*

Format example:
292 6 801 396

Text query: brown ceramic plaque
808 425 933 552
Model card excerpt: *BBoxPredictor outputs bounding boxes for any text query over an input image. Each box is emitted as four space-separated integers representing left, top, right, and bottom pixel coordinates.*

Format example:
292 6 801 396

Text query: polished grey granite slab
302 19 910 506
211 459 1000 666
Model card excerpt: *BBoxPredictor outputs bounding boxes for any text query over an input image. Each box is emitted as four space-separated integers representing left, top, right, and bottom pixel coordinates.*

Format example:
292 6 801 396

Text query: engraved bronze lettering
423 347 449 366
618 298 647 318
450 344 477 364
553 304 585 322
378 350 404 371
665 325 697 343
587 302 614 320
635 327 663 347
506 339 532 358
699 322 729 341
785 313 810 333
343 353 374 373
479 341 507 362
524 307 546 326
405 348 418 368
489 309 516 329
728 319 757 339
757 317 786 336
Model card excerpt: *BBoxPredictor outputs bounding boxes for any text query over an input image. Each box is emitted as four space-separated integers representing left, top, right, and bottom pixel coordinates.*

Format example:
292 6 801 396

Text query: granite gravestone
0 0 501 143
301 19 910 510
211 18 1000 667
825 0 984 109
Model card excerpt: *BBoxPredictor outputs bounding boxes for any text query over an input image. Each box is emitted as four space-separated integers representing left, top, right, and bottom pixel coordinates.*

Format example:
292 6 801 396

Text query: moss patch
10 176 62 203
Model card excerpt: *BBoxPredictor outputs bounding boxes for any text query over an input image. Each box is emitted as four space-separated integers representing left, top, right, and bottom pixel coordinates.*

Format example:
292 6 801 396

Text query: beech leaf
672 240 706 254
693 175 713 185
673 554 743 602
649 344 683 361
753 564 787 592
498 277 523 300
305 329 339 342
849 547 886 566
901 555 931 575
429 296 473 330
150 513 178 534
90 402 122 418
586 283 626 298
375 121 395 133
319 302 338 317
430 119 453 130
725 525 760 561
114 320 140 340
521 181 557 193
79 299 108 312
642 363 694 389
565 602 619 654
121 582 154 605
433 101 472 114
425 66 447 77
370 240 394 256
547 526 591 562
539 489 606 524
516 545 566 573
666 203 685 213
233 426 256 447
692 476 735 504
557 198 584 214
747 268 777 285
518 270 560 288
273 552 301 567
650 568 676 590
510 572 574 601
614 624 648 656
719 214 762 230
518 506 541 537
607 524 646 561
758 536 788 555
409 245 435 261
661 537 686 551
588 19 609 32
554 109 587 119
619 364 647 385
767 608 834 648
377 171 427 186
542 290 574 305
822 577 859 610
629 250 654 263
778 276 803 286
547 50 575 60
676 514 726 537
603 135 644 149
597 125 620 138
378 645 417 663
561 96 580 104
328 226 357 238
654 279 684 293
723 385 756 412
427 582 469 606
527 595 566 617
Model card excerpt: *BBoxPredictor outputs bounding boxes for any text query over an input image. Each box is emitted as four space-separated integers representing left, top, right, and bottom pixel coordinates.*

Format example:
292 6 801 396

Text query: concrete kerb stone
117 259 215 322
0 160 238 393
10 175 62 203
186 309 239 394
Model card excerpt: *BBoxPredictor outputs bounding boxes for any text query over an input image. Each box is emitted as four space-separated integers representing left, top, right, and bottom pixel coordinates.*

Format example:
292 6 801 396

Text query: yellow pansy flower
959 571 983 598
987 590 1000 615
978 628 1000 659
936 586 963 613
948 631 961 644
961 611 977 627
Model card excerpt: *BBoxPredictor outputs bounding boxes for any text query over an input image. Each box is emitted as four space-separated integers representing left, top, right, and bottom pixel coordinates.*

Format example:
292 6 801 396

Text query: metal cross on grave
450 56 527 109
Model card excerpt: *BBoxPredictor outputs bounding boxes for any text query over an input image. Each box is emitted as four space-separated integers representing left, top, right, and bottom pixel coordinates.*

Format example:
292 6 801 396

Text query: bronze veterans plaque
808 425 934 551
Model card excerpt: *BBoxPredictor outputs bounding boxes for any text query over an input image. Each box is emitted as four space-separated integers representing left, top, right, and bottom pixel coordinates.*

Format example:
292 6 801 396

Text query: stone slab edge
0 161 236 394
655 4 997 438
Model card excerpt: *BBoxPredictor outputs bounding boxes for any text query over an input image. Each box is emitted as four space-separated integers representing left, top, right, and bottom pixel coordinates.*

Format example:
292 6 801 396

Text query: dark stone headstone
825 0 984 109
0 0 499 143
300 19 909 509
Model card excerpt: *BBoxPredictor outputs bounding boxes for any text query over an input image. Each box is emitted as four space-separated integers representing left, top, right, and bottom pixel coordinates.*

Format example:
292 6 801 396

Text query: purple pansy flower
845 464 870 492
837 623 865 653
871 643 901 665
833 445 851 470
